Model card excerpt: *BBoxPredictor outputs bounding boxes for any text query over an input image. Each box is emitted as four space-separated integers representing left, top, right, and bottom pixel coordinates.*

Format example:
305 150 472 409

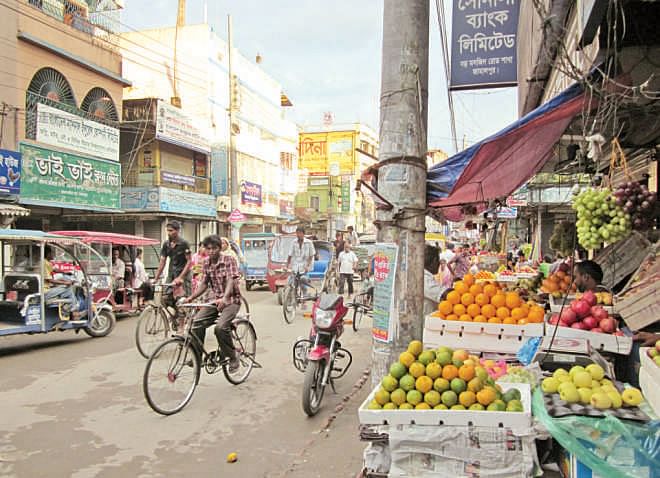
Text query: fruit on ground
541 377 560 394
621 388 644 406
406 389 423 406
585 363 605 381
424 390 441 407
441 390 458 407
381 375 398 392
390 388 407 406
590 392 612 409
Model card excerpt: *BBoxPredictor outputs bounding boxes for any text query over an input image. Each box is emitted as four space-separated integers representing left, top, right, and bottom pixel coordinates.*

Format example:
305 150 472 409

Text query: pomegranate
571 322 587 330
590 328 603 333
582 290 597 307
582 316 599 330
599 317 617 334
590 306 608 321
559 308 578 325
570 299 591 319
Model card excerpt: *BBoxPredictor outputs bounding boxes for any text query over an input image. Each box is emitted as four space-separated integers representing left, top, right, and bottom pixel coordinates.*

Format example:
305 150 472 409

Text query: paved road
0 289 373 477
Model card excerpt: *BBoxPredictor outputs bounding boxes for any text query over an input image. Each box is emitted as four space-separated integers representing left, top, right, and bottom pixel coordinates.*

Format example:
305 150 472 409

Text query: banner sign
228 208 246 223
506 185 528 207
210 144 228 195
161 170 196 187
20 143 120 210
340 176 351 213
450 0 520 90
156 100 210 153
299 132 355 176
120 187 216 218
372 243 399 343
240 181 262 207
0 149 21 195
495 206 518 219
36 103 120 161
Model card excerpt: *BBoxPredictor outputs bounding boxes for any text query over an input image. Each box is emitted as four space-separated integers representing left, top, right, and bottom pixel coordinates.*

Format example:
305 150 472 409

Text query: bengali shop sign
372 243 398 343
20 143 120 210
36 103 120 161
240 180 262 207
156 100 210 153
0 149 21 195
450 0 520 90
299 132 355 176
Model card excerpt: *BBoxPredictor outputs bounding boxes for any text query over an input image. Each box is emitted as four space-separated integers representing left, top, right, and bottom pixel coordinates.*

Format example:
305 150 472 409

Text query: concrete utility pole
373 0 429 382
228 15 240 242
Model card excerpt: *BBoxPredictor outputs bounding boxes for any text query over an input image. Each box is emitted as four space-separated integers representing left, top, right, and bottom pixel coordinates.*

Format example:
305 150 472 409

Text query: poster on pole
372 243 398 343
450 0 520 90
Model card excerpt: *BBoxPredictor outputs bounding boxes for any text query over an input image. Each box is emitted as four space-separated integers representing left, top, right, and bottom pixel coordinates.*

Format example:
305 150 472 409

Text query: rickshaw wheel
84 309 116 337
245 281 252 291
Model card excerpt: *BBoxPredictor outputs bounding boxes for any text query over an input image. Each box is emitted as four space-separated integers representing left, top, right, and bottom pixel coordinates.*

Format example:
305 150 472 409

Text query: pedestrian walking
337 242 358 298
346 225 360 246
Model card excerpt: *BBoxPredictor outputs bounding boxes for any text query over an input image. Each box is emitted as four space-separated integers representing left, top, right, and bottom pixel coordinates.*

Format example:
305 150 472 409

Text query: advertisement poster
450 0 520 90
20 143 120 210
340 176 351 213
298 131 355 176
161 170 196 187
240 180 262 207
156 100 210 153
210 144 228 196
36 103 120 162
372 243 399 343
0 149 21 195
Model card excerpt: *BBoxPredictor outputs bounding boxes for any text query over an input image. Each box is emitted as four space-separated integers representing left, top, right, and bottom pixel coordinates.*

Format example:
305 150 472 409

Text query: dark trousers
338 273 354 295
191 303 241 359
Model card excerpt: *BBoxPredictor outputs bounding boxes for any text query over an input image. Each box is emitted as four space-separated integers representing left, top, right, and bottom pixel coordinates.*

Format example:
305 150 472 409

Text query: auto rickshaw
0 230 115 338
52 231 160 316
241 232 276 290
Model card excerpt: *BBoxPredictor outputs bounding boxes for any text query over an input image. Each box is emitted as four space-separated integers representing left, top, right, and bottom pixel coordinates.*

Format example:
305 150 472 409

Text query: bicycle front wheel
352 306 363 332
282 286 296 324
143 338 200 415
135 306 171 358
223 319 257 385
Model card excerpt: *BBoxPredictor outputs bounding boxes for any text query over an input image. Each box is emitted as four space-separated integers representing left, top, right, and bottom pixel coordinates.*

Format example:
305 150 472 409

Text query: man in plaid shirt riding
183 235 242 371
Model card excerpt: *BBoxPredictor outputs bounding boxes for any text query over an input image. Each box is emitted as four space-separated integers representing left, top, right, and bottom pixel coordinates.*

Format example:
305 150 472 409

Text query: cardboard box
544 323 632 355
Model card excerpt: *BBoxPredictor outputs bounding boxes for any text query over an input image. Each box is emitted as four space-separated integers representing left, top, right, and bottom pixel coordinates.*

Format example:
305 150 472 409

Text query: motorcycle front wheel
302 359 326 416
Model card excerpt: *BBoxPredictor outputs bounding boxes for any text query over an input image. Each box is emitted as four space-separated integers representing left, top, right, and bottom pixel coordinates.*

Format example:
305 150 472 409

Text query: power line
434 0 459 153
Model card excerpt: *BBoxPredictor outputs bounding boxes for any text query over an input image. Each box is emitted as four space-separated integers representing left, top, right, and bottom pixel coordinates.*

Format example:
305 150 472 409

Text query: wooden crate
617 285 660 331
595 232 651 289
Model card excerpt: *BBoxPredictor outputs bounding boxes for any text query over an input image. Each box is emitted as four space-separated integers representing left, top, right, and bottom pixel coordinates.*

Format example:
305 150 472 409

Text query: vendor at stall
424 245 448 316
574 260 609 292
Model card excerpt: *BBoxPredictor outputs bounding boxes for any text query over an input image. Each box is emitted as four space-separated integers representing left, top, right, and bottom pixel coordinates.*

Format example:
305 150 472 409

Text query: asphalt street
0 288 373 478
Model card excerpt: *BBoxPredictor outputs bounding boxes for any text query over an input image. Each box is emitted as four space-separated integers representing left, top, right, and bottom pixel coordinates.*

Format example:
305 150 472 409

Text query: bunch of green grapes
573 188 631 250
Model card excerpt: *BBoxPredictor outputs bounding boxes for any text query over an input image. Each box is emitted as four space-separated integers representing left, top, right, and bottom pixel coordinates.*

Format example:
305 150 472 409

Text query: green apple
553 368 569 379
541 377 560 394
558 382 577 395
560 387 580 403
607 391 622 409
585 364 605 381
590 392 612 409
577 388 593 405
572 371 593 388
621 388 644 406
569 365 585 379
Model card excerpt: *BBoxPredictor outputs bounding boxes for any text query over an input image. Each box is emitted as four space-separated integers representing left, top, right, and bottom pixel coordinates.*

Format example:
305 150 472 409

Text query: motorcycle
292 293 353 416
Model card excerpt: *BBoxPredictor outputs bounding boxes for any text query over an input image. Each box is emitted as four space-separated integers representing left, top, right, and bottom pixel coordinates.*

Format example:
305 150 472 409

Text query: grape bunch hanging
573 188 631 250
613 181 657 231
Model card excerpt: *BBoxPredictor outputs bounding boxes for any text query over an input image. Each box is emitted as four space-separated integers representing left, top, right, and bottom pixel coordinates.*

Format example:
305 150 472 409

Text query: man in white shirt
287 226 316 295
346 226 360 247
112 248 126 289
337 242 358 298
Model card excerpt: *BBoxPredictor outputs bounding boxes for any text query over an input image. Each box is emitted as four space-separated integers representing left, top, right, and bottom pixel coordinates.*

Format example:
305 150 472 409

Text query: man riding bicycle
182 235 242 371
286 226 315 296
154 220 192 303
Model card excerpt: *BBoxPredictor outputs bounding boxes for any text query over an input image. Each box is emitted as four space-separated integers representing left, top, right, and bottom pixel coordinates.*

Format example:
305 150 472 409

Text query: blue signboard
450 0 520 90
0 149 21 195
122 187 216 218
210 144 228 196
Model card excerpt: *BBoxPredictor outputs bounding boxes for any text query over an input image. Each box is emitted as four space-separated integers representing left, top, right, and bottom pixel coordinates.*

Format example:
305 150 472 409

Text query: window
310 196 320 211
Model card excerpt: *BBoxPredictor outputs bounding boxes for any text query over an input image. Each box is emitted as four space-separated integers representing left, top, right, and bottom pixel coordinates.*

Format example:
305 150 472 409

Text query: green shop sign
19 143 121 210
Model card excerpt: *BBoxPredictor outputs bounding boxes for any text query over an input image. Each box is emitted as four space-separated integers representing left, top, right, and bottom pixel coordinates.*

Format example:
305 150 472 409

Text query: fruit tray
549 295 615 314
541 390 651 423
639 347 660 416
358 383 532 430
544 323 632 355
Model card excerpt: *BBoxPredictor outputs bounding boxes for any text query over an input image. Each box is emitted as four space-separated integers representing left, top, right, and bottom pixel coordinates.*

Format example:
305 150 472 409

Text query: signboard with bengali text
0 149 21 195
298 131 355 176
450 0 520 90
156 100 210 153
372 243 399 343
240 180 262 207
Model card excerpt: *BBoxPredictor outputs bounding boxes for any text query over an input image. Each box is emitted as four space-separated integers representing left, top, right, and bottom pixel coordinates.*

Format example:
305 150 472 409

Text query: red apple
558 320 570 327
582 290 597 307
571 322 587 330
549 313 560 325
591 327 603 333
582 316 599 330
590 306 609 321
599 317 617 334
559 308 578 325
571 299 591 319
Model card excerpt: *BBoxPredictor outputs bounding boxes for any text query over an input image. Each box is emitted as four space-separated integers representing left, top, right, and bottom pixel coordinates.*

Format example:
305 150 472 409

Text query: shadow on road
0 335 87 357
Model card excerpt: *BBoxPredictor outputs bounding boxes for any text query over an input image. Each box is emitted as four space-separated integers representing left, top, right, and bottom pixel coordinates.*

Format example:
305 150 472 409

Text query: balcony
122 169 211 195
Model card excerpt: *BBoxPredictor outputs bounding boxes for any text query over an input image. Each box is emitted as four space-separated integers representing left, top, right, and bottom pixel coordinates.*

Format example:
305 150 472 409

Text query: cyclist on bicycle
153 220 192 301
286 226 315 295
182 235 242 371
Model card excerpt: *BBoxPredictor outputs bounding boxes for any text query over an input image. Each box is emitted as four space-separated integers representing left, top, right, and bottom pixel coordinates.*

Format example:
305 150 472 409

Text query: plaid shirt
202 254 242 305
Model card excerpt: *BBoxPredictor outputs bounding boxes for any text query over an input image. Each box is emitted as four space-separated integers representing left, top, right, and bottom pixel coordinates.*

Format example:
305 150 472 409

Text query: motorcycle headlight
314 309 334 329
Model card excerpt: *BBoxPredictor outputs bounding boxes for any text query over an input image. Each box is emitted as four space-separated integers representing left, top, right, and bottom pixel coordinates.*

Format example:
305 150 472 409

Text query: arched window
25 67 76 139
81 87 118 121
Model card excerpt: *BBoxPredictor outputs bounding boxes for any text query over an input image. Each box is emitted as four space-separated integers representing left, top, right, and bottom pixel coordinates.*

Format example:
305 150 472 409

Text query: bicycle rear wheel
223 319 257 385
143 338 200 415
352 305 363 332
135 305 171 358
282 286 296 323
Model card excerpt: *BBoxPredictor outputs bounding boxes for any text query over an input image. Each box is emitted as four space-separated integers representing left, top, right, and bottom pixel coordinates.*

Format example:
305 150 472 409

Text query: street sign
228 208 246 223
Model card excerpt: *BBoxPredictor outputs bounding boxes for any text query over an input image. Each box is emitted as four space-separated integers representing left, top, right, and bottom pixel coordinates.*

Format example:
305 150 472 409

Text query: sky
122 0 518 156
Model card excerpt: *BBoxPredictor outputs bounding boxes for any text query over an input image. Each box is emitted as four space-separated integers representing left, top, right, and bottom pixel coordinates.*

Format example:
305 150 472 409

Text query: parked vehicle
241 233 276 290
292 293 353 416
52 230 160 316
0 230 115 339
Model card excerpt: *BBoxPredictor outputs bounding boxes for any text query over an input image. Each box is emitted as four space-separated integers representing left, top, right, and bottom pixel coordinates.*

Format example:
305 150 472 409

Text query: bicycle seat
318 293 342 310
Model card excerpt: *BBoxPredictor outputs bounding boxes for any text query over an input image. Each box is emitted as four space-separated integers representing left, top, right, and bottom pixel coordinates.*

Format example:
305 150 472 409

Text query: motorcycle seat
318 293 342 310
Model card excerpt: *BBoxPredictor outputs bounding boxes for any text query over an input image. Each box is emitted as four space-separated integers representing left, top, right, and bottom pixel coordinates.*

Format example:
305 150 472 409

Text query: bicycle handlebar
178 302 216 308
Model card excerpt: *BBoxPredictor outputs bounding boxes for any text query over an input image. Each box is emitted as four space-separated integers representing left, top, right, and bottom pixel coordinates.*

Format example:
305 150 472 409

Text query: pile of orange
433 273 545 325
539 270 576 295
474 270 495 280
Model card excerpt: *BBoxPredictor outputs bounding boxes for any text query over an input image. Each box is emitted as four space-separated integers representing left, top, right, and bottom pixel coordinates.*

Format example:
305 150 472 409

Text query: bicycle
281 270 318 324
135 283 250 358
143 301 260 415
347 287 373 332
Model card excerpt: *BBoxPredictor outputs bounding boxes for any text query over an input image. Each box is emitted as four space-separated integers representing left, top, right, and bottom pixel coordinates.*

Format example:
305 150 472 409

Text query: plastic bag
532 389 660 478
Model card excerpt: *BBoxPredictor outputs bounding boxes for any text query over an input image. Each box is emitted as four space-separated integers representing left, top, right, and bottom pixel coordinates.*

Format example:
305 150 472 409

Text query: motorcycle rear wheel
302 360 326 416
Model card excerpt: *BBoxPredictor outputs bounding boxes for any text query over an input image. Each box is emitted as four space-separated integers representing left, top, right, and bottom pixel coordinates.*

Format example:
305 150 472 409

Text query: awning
427 82 589 219
0 203 31 217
